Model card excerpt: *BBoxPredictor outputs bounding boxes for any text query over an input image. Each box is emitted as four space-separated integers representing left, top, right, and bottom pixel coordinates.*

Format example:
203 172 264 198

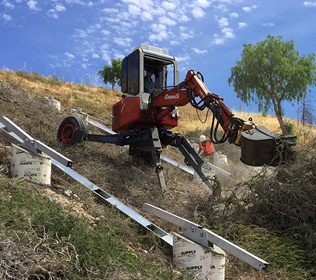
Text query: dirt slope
0 73 280 279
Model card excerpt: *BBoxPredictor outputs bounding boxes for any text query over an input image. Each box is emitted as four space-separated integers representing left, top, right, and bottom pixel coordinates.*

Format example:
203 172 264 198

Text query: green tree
98 58 122 90
228 35 316 134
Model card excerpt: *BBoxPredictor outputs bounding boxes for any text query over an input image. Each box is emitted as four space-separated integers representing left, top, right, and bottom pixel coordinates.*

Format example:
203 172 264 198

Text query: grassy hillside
1 70 316 279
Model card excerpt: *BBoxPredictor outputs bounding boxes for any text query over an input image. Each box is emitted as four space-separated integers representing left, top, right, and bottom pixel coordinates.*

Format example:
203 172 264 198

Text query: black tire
57 116 87 145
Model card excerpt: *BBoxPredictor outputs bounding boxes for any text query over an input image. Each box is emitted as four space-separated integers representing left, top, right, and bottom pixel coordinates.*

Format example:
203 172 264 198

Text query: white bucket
173 232 226 280
10 144 51 185
46 96 61 111
216 153 228 166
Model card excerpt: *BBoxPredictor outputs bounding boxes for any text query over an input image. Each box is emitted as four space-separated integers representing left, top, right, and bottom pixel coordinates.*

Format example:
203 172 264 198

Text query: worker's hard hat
200 135 206 142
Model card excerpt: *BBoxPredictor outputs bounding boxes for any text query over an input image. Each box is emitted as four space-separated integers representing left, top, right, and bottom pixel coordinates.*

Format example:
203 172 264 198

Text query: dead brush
0 226 79 280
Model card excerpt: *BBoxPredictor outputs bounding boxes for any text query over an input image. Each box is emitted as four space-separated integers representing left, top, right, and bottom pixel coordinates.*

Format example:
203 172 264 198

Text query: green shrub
285 121 300 141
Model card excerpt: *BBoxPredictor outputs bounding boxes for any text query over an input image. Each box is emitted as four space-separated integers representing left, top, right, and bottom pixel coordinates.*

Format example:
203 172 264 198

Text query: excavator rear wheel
57 116 87 145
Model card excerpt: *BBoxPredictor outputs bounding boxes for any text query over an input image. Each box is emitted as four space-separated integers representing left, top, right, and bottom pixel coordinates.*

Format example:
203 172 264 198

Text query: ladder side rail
53 159 173 246
143 203 269 272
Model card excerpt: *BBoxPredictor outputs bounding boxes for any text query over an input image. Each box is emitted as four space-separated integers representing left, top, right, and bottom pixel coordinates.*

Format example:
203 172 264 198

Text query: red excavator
57 44 296 193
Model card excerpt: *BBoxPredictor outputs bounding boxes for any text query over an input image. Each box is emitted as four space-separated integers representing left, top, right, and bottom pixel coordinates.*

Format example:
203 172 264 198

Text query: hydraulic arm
143 69 296 166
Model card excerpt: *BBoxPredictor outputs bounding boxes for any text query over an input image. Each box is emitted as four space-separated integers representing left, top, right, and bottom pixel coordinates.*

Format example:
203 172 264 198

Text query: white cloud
102 8 119 13
47 3 66 19
128 4 141 16
121 1 165 22
167 12 178 20
109 19 137 34
222 27 235 38
100 44 111 63
92 53 100 59
180 32 194 39
47 9 58 19
101 52 111 63
27 0 39 10
214 4 228 12
177 54 190 64
303 1 316 7
196 0 211 8
2 0 14 9
65 52 75 59
55 4 66 12
238 22 247 28
86 23 101 34
213 37 225 45
212 26 235 45
112 51 124 60
158 16 176 26
229 12 239 19
217 17 229 28
65 0 84 4
113 37 133 47
105 17 122 24
82 63 87 69
170 40 180 45
262 22 274 27
179 15 190 22
192 6 205 18
179 26 187 32
162 1 176 10
192 47 208 55
101 29 111 36
179 26 194 39
122 0 154 5
151 6 166 17
3 13 12 21
149 25 169 41
74 29 88 38
242 5 257 12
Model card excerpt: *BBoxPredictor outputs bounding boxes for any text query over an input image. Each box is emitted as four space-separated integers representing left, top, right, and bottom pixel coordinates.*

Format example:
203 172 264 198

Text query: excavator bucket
240 126 296 166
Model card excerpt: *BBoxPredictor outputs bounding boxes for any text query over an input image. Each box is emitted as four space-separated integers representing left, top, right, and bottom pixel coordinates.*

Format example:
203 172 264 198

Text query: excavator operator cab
121 44 179 110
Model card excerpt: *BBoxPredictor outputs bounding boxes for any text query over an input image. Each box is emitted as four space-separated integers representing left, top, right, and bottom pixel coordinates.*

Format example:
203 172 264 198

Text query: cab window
121 50 139 95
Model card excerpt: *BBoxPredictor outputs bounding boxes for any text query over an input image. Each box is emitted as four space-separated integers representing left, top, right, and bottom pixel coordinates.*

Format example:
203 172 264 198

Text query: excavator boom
113 67 296 166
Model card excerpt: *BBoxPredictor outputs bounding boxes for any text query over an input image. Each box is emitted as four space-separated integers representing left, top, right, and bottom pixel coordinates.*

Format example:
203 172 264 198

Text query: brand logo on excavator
164 93 179 100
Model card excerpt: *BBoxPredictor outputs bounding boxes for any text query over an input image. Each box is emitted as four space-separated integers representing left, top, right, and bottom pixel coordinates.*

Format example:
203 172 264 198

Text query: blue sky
1 0 316 120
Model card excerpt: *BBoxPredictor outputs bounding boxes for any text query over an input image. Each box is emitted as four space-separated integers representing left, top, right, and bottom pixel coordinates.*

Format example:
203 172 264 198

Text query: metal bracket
0 116 73 167
143 203 269 272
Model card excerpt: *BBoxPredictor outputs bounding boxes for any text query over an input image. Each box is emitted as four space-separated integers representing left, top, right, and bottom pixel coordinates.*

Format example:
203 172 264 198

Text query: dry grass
0 70 121 119
2 69 315 142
